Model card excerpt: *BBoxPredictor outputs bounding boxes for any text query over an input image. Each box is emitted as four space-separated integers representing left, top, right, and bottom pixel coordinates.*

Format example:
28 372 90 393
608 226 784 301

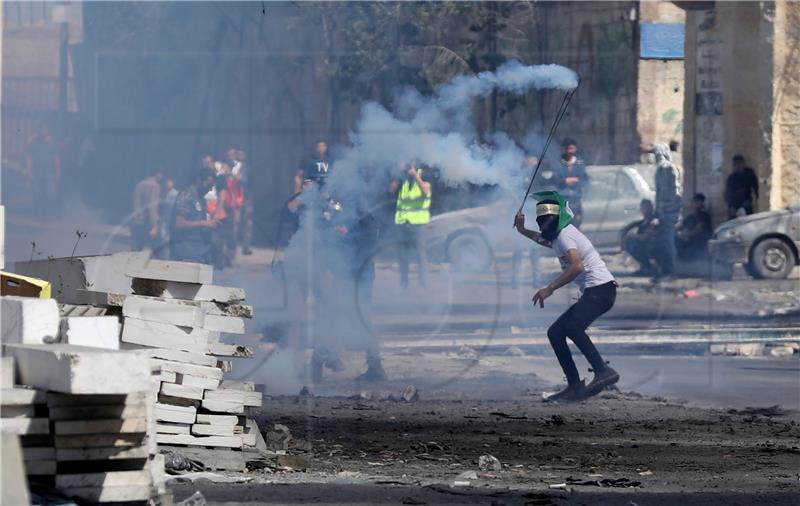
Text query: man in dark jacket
552 138 588 228
725 154 759 219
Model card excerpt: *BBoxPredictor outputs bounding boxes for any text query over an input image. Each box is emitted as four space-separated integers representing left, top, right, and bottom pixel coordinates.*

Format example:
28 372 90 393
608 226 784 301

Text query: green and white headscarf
532 190 574 233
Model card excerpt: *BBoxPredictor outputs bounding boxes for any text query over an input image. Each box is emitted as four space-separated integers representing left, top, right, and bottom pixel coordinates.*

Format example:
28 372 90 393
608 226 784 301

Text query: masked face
537 214 560 242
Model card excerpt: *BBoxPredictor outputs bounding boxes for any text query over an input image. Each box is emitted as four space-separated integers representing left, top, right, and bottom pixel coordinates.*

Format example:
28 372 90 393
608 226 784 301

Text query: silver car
424 164 656 270
709 205 800 279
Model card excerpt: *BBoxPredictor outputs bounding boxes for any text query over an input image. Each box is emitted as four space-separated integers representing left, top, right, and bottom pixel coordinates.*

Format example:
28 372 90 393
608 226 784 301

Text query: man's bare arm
514 212 551 247
548 249 584 291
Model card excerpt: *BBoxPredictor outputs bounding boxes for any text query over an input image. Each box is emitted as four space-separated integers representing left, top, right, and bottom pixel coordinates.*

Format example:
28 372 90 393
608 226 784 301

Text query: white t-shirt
551 224 615 291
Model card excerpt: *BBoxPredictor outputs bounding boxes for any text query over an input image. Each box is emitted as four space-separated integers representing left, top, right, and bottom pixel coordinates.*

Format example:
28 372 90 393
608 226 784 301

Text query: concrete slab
191 423 234 437
154 403 196 424
205 389 262 407
202 314 246 334
24 460 56 475
160 383 204 401
155 423 191 435
131 278 245 303
46 392 144 407
124 345 217 367
154 433 242 448
154 371 178 383
15 251 145 304
22 447 55 460
49 403 146 421
121 318 213 353
219 380 255 392
55 418 147 435
1 296 59 344
56 445 149 462
1 405 37 418
245 418 267 451
208 342 254 357
55 433 147 448
200 399 245 414
57 469 151 488
1 387 46 406
122 296 204 327
153 360 222 380
5 344 151 394
1 433 31 505
59 485 153 503
59 316 120 350
0 418 49 435
195 414 237 426
1 356 15 388
177 374 219 390
126 257 213 284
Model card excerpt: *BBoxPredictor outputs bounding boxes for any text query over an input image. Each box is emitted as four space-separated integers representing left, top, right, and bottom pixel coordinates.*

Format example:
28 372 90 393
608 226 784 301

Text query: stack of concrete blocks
1 356 54 485
116 258 263 466
2 344 166 503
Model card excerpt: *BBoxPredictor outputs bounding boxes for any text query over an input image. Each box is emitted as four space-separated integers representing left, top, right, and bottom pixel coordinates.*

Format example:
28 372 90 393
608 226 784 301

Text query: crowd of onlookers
131 148 252 268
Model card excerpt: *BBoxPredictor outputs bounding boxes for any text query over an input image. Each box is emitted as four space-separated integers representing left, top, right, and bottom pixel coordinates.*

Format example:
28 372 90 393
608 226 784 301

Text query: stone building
678 1 800 224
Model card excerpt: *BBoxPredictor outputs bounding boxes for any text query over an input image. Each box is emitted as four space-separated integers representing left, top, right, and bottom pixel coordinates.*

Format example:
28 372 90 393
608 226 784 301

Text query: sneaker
544 380 587 402
584 367 620 397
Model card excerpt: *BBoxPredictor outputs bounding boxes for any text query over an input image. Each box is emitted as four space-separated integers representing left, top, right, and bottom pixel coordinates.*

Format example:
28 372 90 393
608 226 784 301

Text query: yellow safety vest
395 179 431 225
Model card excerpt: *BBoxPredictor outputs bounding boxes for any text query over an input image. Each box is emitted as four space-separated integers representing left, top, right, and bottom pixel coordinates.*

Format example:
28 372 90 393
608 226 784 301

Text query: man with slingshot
514 191 620 402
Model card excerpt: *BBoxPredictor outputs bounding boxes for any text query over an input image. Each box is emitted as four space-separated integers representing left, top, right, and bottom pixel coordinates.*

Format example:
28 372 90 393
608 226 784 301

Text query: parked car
424 164 656 270
709 204 800 279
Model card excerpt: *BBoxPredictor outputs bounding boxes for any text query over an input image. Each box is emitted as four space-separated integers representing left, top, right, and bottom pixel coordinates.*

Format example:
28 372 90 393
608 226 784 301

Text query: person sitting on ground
676 193 712 261
623 199 659 276
724 154 759 219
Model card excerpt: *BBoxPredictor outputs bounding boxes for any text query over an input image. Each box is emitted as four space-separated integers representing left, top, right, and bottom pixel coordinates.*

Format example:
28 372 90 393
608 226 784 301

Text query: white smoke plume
327 60 578 199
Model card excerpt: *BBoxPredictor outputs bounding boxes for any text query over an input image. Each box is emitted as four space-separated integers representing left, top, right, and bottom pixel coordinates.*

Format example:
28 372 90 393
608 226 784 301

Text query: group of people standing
130 148 252 267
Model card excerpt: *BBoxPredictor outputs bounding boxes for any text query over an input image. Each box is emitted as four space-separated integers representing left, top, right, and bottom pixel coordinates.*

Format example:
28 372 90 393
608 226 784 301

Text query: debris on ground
478 454 502 472
402 384 419 403
265 423 292 451
166 472 252 484
175 490 208 506
727 405 785 417
565 476 642 488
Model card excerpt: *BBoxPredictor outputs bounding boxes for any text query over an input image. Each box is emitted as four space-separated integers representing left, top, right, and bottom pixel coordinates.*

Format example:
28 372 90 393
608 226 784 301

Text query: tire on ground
446 231 492 272
748 237 796 279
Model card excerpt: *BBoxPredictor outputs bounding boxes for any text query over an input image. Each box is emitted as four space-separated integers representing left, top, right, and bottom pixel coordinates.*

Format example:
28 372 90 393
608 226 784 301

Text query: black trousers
547 281 616 386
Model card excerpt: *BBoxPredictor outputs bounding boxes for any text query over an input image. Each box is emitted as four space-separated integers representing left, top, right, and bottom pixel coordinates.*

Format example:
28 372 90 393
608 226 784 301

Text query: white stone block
121 318 214 353
1 387 46 406
153 359 222 380
0 417 49 435
160 383 204 401
59 316 120 350
54 418 147 435
15 251 146 304
191 423 234 436
177 374 219 390
155 433 242 448
55 433 146 448
5 344 151 394
48 402 145 421
154 403 196 424
205 389 262 407
219 380 255 392
1 357 14 388
56 446 149 462
202 314 246 334
126 257 213 284
123 345 217 367
1 433 30 506
131 279 245 303
122 296 204 327
155 423 190 435
200 398 244 414
1 296 59 344
195 414 237 426
22 447 55 461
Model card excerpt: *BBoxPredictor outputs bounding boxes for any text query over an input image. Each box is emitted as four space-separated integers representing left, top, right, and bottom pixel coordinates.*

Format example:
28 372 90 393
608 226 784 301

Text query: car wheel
446 232 492 272
748 237 795 279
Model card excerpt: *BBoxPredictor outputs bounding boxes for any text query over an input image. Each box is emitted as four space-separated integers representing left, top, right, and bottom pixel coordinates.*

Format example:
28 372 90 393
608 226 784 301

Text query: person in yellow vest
392 161 432 289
